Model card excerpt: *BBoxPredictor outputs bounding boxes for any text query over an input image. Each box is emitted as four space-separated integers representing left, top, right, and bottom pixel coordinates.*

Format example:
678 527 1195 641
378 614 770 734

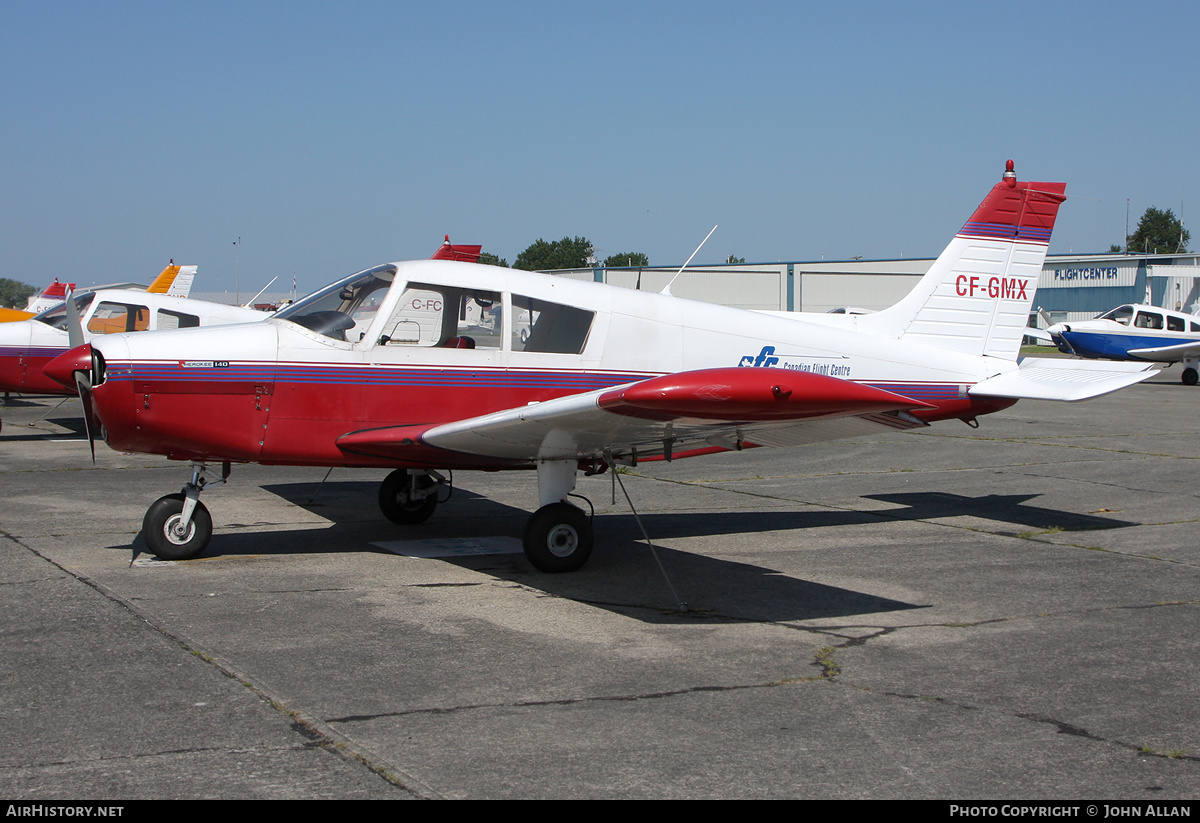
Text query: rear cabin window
1168 315 1186 332
157 310 200 330
511 295 594 354
87 302 150 334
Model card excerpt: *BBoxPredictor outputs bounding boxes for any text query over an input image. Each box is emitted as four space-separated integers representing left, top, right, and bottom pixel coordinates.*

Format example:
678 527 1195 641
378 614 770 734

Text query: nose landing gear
141 462 229 560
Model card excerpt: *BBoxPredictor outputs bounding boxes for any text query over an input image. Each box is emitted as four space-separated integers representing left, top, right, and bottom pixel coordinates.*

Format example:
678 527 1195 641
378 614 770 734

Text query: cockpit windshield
34 293 96 331
1099 305 1134 325
274 265 397 341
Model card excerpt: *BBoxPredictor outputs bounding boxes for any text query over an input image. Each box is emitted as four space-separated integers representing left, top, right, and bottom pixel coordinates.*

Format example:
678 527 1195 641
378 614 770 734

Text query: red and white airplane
0 281 267 397
2 243 480 398
0 263 197 324
45 162 1157 571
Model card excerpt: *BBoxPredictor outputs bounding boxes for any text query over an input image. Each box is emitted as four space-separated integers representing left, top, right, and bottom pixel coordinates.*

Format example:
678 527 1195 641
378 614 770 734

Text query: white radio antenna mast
661 224 718 296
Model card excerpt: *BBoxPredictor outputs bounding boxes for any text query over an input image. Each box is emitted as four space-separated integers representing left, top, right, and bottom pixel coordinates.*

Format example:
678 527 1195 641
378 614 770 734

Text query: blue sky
3 1 1198 294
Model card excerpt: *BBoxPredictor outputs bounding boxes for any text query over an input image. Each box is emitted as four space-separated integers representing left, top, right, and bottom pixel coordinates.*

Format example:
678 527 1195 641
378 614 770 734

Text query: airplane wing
969 357 1158 402
336 367 933 464
1126 340 1200 361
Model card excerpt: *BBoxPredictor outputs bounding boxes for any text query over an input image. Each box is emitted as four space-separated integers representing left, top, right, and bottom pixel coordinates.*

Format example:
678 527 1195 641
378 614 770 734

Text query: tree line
1111 207 1190 255
480 236 748 270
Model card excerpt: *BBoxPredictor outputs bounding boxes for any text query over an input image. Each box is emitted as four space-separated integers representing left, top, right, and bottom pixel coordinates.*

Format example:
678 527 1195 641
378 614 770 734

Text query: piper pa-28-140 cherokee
45 162 1158 572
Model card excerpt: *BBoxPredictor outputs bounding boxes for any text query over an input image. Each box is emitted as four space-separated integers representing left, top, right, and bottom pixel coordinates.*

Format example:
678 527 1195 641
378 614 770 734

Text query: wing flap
969 357 1158 402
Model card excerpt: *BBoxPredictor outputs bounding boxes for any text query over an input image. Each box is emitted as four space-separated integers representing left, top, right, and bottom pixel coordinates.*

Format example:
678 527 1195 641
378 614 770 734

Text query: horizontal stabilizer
969 358 1157 402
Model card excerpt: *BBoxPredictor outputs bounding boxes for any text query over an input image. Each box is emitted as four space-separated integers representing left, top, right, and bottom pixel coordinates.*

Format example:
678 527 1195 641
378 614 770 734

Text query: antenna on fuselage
242 276 278 309
661 224 718 296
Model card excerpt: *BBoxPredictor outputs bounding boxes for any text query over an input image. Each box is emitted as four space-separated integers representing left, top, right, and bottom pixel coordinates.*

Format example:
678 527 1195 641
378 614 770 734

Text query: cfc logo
955 275 1029 300
739 346 779 368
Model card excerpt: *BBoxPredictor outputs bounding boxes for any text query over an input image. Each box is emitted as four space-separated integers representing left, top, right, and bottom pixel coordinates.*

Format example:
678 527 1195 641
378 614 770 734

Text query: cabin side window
1167 315 1185 332
511 295 594 354
378 282 502 350
1134 311 1164 330
87 302 150 334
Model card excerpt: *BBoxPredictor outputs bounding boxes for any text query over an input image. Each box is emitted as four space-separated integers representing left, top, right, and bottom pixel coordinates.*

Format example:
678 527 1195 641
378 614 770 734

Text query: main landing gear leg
523 460 593 573
142 462 229 560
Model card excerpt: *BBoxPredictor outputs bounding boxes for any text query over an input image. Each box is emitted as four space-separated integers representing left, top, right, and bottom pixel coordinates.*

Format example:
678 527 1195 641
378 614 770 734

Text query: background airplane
47 162 1157 571
2 240 483 396
1042 303 1200 385
2 263 200 324
0 287 267 397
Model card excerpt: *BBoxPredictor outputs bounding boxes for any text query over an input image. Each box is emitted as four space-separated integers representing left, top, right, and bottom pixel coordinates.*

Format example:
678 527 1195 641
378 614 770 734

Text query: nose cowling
1044 323 1076 355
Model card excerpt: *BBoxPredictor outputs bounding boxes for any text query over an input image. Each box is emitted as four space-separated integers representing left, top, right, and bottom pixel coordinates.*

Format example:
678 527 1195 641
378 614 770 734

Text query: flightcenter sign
1040 262 1138 289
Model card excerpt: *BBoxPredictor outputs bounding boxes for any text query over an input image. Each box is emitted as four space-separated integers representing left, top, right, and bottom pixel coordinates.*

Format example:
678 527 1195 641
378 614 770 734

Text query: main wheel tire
378 470 438 524
523 502 593 573
1182 368 1198 386
142 493 213 561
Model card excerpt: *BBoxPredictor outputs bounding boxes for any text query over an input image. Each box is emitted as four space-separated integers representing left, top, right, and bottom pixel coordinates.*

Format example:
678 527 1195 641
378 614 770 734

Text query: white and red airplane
0 282 268 397
45 162 1158 571
2 242 481 398
0 263 197 324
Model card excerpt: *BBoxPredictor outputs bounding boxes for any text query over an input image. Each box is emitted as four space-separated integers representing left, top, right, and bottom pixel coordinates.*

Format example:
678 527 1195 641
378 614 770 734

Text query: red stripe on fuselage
91 360 1014 466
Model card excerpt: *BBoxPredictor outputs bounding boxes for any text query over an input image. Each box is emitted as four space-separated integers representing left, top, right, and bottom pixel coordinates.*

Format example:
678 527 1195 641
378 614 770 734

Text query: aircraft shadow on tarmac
0 414 88 440
130 483 929 623
1 395 45 407
118 477 1137 621
861 492 1137 531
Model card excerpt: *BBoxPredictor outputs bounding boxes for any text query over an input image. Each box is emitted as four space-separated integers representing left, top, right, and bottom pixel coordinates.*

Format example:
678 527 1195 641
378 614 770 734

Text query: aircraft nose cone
1047 323 1068 335
43 344 93 389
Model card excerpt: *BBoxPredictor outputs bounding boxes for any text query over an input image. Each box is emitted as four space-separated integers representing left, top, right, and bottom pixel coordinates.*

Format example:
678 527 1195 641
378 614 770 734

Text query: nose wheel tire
378 470 439 525
1182 368 1198 386
523 502 593 573
142 493 213 561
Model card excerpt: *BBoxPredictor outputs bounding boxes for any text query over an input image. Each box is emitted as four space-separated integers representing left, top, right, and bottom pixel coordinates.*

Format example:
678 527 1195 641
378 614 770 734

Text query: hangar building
555 252 1200 328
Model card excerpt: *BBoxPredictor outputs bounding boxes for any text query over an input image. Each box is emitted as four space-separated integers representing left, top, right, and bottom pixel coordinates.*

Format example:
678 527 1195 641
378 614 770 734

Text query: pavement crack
328 677 823 726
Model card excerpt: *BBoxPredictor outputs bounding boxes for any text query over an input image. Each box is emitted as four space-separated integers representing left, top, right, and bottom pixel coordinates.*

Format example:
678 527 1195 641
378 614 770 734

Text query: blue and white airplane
1043 304 1200 385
